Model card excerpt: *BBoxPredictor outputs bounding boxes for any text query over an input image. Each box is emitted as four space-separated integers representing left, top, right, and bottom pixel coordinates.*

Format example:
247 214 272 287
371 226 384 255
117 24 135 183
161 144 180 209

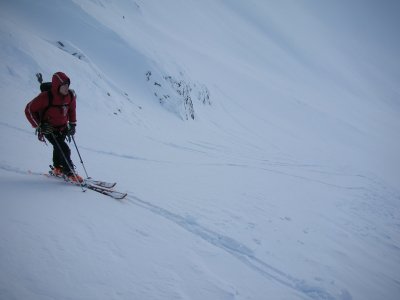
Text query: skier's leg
45 133 63 168
46 133 73 173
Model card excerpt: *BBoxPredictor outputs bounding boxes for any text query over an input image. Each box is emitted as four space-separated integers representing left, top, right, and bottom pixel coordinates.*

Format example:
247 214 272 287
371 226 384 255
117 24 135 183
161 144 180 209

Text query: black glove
68 124 76 136
37 123 54 135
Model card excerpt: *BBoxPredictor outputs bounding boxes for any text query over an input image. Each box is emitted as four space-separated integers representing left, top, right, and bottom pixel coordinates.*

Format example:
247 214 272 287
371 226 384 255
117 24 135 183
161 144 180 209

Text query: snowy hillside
1 0 400 299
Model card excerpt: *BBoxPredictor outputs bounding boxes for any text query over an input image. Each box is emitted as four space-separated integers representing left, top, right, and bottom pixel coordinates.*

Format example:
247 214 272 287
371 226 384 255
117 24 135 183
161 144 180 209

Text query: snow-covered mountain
1 1 399 299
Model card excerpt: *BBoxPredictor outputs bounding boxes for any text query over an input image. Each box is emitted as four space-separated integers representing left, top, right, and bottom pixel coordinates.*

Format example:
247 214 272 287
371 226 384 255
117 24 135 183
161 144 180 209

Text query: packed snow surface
1 0 399 299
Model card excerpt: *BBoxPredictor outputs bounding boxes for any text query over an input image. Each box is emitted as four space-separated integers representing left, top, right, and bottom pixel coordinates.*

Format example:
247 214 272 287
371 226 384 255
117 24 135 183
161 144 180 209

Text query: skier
25 71 83 183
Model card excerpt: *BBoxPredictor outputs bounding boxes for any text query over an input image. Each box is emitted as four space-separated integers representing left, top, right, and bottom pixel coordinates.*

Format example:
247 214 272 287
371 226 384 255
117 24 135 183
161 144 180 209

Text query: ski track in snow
79 140 384 195
125 194 349 300
82 142 394 197
80 146 170 164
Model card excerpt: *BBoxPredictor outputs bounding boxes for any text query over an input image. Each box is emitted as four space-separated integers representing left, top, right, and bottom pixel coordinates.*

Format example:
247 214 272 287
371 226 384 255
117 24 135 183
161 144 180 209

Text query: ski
86 184 127 200
45 171 127 200
85 179 116 189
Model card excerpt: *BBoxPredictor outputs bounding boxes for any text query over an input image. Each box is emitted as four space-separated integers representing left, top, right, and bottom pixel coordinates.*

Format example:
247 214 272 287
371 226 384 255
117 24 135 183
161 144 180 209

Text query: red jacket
25 72 76 130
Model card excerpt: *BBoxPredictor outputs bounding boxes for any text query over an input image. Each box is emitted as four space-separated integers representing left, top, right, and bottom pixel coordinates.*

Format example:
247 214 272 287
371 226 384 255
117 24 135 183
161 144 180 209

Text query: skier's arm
25 94 47 128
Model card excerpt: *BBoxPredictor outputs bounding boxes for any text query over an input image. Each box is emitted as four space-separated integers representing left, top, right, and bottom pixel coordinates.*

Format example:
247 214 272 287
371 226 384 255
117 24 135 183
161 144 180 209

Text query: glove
67 124 76 136
37 123 54 135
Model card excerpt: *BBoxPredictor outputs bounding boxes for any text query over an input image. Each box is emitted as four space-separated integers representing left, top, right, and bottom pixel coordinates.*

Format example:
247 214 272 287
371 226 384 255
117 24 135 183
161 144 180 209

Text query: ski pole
51 132 86 192
71 135 89 179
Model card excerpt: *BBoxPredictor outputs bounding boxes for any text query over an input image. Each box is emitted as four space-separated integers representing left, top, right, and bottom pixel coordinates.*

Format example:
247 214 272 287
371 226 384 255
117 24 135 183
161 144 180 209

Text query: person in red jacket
25 71 83 183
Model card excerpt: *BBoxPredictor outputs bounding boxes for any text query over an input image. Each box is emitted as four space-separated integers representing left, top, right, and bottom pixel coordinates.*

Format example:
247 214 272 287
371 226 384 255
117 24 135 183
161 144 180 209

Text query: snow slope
1 0 399 299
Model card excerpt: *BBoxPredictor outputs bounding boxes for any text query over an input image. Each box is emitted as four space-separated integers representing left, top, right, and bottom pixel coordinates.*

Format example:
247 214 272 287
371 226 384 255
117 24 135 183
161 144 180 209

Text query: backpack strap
40 90 74 124
40 90 53 123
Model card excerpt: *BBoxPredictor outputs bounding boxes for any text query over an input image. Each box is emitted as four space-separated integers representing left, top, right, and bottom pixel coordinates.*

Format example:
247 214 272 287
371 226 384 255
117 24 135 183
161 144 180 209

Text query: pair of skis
47 169 127 200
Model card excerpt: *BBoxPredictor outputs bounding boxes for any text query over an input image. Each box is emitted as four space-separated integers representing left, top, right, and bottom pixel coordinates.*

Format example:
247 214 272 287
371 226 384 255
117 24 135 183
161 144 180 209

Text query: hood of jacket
51 71 71 95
